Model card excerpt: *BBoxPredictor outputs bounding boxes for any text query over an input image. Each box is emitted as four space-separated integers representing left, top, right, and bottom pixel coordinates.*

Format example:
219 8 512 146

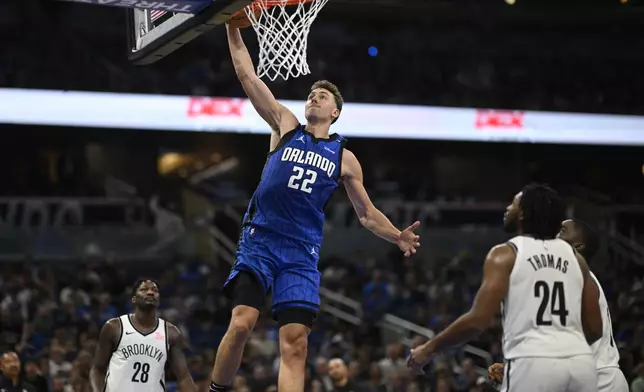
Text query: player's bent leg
210 272 265 392
275 307 316 392
270 241 319 392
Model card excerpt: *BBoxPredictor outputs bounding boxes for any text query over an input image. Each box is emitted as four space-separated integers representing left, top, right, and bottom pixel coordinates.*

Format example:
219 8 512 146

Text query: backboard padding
127 0 251 65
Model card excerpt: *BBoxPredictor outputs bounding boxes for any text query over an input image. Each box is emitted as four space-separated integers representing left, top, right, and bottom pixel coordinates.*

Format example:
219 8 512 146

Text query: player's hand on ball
406 344 432 375
397 221 421 257
226 6 261 29
488 363 504 383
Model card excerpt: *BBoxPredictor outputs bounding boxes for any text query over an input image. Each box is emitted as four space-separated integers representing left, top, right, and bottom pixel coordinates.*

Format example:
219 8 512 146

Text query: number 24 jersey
502 236 591 359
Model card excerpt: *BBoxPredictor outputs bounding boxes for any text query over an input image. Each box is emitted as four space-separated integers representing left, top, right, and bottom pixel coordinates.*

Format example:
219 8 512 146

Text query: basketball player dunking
488 219 629 392
90 280 196 392
407 184 604 392
209 24 421 392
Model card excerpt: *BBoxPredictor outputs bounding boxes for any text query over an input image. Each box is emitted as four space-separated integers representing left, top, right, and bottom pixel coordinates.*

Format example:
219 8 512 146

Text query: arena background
1 0 644 391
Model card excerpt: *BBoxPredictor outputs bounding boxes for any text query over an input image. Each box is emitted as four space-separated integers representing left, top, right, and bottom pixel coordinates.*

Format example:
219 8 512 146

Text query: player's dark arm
168 323 197 392
90 318 119 392
576 251 603 344
420 244 513 352
342 150 402 243
226 25 298 142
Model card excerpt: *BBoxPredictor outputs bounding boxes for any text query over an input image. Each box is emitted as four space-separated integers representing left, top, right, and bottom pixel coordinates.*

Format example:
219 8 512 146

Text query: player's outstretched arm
576 251 603 344
341 150 420 257
407 244 514 374
226 25 298 145
90 318 119 392
167 323 197 392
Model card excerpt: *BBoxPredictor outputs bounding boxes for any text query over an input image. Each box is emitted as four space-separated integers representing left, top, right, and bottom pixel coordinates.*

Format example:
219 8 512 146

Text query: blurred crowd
3 0 644 116
1 241 643 392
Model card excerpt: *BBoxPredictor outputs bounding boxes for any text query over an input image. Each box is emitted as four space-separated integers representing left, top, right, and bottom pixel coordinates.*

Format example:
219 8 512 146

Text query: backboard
125 0 251 64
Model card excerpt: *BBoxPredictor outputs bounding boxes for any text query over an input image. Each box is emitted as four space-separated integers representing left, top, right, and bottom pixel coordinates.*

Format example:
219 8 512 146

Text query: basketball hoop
243 0 329 81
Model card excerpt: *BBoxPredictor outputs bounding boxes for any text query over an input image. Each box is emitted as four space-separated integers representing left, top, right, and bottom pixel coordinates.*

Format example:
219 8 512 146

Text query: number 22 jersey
106 315 168 392
243 126 346 246
502 236 591 359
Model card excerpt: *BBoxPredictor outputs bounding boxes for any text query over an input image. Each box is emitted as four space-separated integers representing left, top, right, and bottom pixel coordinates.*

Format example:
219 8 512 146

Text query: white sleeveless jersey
105 315 169 392
502 236 591 359
589 271 621 369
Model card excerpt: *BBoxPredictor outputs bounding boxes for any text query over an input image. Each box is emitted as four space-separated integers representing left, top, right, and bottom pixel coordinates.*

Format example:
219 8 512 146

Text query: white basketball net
245 0 329 81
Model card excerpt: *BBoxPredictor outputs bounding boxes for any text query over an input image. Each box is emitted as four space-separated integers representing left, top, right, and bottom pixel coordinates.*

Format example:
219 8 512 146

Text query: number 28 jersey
244 126 346 246
501 236 591 359
105 315 168 392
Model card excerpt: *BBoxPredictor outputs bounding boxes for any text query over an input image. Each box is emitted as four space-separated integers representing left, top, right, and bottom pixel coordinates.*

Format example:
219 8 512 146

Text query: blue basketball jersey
243 126 346 246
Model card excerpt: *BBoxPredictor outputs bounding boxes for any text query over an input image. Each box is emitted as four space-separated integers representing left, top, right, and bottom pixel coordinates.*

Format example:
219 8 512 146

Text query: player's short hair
311 80 343 124
131 279 160 297
520 183 565 240
571 219 600 262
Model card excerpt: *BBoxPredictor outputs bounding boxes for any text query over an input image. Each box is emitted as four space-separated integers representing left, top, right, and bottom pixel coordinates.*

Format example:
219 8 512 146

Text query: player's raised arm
226 25 298 141
90 318 119 392
407 244 514 374
167 323 197 392
576 251 603 344
341 150 420 256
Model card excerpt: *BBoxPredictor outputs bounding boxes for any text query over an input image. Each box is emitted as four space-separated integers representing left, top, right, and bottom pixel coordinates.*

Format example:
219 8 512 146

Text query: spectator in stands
389 369 412 392
362 269 391 323
453 358 486 391
247 324 278 360
347 360 361 381
378 343 406 385
327 358 366 392
23 359 48 392
435 376 453 392
0 351 37 392
51 377 66 392
312 356 334 392
95 292 118 324
248 364 275 392
48 346 72 378
59 281 90 308
363 363 386 392
149 195 185 250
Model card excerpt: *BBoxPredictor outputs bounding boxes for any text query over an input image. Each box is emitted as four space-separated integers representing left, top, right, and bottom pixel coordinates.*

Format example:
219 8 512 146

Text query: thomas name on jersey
526 253 569 273
281 147 337 178
120 343 165 363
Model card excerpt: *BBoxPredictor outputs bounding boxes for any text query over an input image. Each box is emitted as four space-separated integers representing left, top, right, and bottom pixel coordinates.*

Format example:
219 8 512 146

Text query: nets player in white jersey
89 279 196 392
488 219 629 392
407 184 604 392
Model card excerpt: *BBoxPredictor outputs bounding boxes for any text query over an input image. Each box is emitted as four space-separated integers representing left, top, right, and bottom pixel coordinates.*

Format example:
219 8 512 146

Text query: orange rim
230 0 312 20
252 0 313 8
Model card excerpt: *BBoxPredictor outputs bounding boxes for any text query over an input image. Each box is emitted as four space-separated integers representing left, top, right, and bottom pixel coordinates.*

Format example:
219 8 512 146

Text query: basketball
227 7 260 29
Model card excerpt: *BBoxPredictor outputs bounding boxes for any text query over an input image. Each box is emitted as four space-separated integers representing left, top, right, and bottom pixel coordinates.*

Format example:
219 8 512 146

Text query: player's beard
503 215 519 234
137 300 157 312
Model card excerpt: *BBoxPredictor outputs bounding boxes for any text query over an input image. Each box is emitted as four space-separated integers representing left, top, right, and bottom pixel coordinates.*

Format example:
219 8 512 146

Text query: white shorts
501 355 598 392
597 367 629 392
